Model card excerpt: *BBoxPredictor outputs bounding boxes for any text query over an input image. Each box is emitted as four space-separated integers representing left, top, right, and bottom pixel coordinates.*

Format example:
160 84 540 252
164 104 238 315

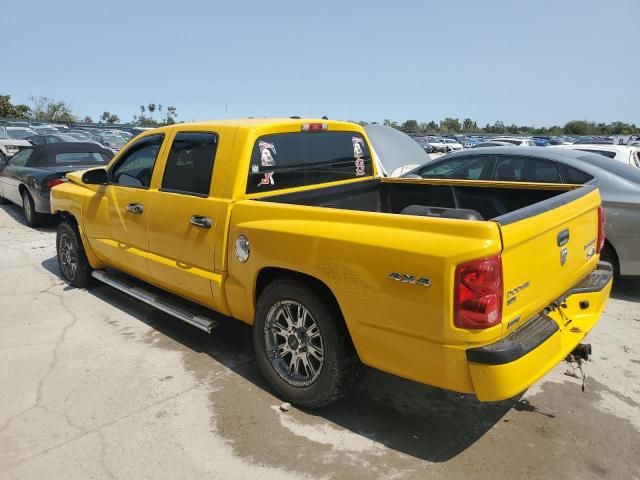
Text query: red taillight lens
454 255 503 329
43 177 65 189
596 206 605 254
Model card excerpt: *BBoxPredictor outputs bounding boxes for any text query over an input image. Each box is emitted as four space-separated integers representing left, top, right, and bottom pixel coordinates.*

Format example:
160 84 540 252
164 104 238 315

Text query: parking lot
0 202 638 479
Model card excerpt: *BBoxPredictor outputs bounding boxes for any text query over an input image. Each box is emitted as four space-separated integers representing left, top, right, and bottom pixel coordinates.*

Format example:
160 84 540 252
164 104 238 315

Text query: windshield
7 129 34 139
0 131 9 140
364 124 431 175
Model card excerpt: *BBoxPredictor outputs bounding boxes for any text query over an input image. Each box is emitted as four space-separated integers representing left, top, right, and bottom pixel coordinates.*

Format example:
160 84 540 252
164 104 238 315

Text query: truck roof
142 118 360 134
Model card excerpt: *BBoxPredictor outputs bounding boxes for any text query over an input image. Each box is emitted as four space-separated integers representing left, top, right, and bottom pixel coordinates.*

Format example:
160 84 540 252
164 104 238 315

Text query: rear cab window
246 131 373 194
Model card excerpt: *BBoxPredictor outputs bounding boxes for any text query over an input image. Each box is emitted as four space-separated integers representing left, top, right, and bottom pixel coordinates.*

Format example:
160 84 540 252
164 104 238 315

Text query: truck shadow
41 257 555 464
610 277 640 303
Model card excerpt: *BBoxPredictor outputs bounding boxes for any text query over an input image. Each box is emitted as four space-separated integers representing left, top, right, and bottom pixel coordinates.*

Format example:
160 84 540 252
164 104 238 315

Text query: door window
161 132 218 196
558 164 593 184
417 155 494 180
493 155 562 183
110 134 164 188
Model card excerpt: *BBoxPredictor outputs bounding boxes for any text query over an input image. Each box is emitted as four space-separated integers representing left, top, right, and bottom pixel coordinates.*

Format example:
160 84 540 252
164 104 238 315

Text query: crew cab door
82 134 167 280
146 130 226 308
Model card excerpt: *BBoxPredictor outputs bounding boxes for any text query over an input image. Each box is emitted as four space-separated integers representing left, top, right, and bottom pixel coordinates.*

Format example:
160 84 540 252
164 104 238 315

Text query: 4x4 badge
388 273 431 287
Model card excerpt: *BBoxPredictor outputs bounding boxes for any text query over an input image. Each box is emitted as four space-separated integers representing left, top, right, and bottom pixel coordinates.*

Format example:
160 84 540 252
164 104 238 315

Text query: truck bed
259 178 576 222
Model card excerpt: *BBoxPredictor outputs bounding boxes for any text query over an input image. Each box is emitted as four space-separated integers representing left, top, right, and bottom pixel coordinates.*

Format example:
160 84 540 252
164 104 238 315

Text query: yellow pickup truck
51 118 613 407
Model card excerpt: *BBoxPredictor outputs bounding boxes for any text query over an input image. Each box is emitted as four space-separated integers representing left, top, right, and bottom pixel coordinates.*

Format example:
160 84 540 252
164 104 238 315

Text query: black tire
253 278 360 408
21 189 46 227
56 220 92 288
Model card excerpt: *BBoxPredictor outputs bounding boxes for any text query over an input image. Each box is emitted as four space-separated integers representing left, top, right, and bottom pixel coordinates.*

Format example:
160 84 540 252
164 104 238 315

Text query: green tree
563 120 590 135
462 118 475 131
82 115 93 123
29 96 75 123
440 117 461 132
160 106 178 125
383 118 400 129
401 119 419 132
100 111 120 124
0 95 31 119
426 121 438 132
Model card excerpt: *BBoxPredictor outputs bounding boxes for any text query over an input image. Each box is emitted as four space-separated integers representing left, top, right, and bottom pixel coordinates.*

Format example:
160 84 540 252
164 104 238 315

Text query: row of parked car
0 122 154 162
409 134 640 172
411 133 640 154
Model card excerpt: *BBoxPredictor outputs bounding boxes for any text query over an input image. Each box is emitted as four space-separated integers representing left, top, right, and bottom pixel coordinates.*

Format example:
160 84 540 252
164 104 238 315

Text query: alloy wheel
264 300 325 387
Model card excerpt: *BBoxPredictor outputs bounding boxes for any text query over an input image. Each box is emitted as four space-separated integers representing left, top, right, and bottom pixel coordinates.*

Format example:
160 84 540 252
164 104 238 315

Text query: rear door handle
127 203 144 214
557 228 570 246
190 215 212 228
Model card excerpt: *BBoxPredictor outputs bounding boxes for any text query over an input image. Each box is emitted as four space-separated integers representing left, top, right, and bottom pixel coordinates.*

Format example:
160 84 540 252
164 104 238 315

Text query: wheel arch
57 210 105 270
254 267 356 349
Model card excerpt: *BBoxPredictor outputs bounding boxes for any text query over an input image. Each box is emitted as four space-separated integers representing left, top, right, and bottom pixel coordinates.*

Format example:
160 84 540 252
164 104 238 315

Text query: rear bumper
34 189 52 214
466 262 613 401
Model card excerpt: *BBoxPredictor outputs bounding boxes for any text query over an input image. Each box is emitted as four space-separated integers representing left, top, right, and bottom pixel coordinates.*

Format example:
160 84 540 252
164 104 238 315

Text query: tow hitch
570 343 592 361
565 343 592 391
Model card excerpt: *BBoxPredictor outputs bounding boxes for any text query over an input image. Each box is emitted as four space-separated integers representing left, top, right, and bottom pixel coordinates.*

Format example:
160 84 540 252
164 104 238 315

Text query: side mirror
82 168 108 185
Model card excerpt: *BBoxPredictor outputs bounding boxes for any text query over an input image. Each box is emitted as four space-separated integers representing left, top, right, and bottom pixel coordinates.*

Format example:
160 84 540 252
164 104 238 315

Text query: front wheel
57 220 92 288
253 279 360 408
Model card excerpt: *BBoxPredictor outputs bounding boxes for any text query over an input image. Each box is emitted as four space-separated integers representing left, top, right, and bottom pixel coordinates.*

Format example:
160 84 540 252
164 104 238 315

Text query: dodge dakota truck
50 118 613 407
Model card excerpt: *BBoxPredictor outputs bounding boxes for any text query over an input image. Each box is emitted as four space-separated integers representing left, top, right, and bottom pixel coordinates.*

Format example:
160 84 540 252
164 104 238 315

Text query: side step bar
91 270 218 333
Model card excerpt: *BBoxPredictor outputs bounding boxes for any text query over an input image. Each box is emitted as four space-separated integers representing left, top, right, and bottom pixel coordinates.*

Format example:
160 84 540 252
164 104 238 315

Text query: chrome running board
91 270 218 333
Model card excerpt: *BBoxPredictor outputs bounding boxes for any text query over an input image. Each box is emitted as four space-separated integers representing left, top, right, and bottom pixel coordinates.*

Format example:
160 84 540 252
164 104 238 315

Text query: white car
491 137 537 146
0 129 31 161
5 127 36 141
32 124 61 135
442 138 464 151
553 144 640 168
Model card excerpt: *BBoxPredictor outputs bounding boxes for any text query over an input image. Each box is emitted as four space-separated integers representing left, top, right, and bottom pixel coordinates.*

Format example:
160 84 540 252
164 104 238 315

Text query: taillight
596 206 605 254
301 123 328 132
454 255 503 329
43 177 65 189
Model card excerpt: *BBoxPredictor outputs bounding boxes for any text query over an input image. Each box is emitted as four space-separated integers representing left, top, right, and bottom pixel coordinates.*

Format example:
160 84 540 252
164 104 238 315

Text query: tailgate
496 185 601 334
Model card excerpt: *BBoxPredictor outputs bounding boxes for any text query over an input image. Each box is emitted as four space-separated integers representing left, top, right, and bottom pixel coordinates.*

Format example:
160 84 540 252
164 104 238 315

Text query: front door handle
190 215 212 228
127 203 144 214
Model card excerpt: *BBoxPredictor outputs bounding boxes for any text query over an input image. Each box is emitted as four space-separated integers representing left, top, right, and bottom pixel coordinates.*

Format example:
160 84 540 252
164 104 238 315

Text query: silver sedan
402 146 640 277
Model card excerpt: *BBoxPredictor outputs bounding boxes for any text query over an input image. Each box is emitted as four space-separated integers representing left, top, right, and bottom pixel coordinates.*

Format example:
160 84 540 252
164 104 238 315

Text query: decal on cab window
257 171 275 186
352 137 366 176
259 141 277 167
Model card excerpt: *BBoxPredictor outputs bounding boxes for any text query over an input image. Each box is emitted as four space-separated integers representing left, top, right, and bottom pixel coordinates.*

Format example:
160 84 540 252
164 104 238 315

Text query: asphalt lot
0 203 638 480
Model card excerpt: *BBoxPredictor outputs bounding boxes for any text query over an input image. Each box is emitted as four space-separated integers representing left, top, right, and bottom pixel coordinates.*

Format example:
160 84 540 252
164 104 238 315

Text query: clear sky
3 0 638 126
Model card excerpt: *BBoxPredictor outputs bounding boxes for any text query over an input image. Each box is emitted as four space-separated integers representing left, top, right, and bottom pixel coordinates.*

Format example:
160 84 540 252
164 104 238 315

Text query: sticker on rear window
352 137 366 176
257 171 274 186
259 141 277 167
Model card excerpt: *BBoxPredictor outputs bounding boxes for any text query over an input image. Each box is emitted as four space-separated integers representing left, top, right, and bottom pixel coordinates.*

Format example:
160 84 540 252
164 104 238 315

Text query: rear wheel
57 220 92 288
21 190 46 227
253 278 360 408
